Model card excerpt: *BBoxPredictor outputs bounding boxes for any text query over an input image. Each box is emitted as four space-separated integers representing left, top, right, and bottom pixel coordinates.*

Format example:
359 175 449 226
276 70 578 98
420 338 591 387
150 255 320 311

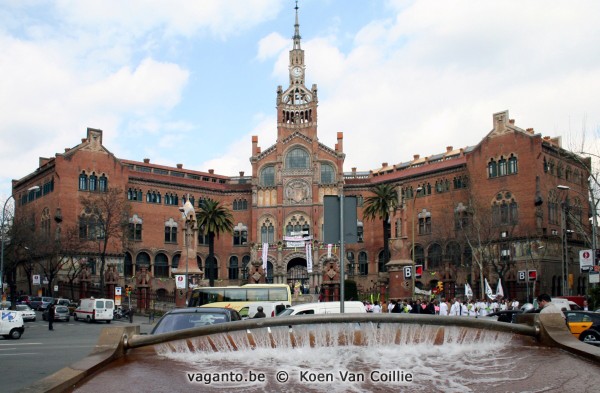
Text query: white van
533 297 581 312
1 310 25 339
74 298 114 323
277 301 366 316
239 302 291 319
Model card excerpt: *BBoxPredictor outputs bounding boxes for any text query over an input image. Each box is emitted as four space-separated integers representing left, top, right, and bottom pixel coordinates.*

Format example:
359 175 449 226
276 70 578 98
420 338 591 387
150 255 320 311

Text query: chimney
65 148 70 152
446 146 453 152
382 162 388 168
239 171 245 177
526 128 534 134
509 119 515 124
413 154 420 160
208 169 214 174
82 138 87 143
143 158 150 164
337 132 343 152
176 164 183 169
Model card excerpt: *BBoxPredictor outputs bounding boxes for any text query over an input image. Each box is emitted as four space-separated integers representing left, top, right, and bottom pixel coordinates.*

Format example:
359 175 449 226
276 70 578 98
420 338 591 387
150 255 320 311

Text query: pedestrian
537 294 565 318
253 306 266 318
48 301 56 331
439 298 448 316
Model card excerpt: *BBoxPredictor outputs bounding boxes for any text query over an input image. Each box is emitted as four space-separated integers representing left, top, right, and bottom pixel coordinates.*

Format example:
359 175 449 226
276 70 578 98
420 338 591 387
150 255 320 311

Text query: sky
1 0 600 202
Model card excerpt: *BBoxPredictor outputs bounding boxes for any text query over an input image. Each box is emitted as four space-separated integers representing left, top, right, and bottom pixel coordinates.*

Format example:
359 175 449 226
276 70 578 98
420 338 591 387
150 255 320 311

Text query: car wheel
9 329 22 339
580 330 600 344
32 318 36 322
74 314 79 321
66 317 70 322
86 315 91 323
106 320 111 324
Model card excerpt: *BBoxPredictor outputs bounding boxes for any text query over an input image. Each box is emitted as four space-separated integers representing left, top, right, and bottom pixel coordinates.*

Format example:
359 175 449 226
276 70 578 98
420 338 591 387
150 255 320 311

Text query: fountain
21 314 600 392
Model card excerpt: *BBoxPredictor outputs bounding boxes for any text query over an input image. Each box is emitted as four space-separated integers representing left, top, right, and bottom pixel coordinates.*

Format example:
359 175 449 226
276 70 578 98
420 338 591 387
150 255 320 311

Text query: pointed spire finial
293 0 301 49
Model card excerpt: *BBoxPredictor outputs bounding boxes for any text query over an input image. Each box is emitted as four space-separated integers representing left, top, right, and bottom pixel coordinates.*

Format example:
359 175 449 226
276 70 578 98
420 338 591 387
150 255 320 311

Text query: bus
188 284 292 311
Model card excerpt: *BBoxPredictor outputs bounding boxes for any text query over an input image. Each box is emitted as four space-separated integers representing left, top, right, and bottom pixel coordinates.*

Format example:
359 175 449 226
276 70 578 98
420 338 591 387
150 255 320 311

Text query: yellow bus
188 284 292 311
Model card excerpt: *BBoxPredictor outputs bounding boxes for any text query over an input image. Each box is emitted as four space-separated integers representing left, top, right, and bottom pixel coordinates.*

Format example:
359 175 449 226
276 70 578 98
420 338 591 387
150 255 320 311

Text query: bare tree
79 188 130 297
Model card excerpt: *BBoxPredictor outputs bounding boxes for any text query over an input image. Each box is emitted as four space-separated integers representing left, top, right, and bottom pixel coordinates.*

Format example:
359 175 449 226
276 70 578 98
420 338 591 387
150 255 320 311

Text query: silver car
42 305 70 322
15 304 36 322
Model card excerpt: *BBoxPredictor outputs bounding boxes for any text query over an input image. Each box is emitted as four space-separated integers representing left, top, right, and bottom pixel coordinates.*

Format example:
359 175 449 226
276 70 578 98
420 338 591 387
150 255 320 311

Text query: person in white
491 300 499 313
388 301 395 313
372 302 382 313
511 299 520 310
439 299 449 316
467 300 477 317
477 300 488 317
449 298 462 316
461 301 469 316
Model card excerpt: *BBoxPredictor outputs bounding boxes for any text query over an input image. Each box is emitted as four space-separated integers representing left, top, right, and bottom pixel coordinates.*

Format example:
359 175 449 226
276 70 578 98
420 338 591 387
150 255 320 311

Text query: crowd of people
362 298 522 316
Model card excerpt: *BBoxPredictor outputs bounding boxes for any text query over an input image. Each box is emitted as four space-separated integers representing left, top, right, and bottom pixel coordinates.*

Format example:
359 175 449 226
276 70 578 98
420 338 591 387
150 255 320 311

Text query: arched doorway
287 258 309 294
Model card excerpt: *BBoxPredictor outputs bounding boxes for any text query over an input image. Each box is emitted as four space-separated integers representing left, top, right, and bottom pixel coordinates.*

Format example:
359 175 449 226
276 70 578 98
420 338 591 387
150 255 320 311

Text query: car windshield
278 308 295 316
56 306 68 313
153 312 229 334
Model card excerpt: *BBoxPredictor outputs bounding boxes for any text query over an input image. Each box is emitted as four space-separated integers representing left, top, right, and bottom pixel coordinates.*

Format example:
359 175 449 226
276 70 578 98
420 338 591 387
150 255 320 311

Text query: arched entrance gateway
287 257 309 294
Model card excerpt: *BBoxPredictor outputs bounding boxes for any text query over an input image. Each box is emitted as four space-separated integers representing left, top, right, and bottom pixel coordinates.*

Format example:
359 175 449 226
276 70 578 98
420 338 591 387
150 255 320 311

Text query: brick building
9 7 592 303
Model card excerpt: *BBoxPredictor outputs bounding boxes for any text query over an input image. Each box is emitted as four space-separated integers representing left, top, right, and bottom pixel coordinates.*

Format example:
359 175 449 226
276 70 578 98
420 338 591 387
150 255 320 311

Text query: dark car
17 295 34 307
151 307 242 335
486 310 524 323
565 310 600 345
42 305 71 322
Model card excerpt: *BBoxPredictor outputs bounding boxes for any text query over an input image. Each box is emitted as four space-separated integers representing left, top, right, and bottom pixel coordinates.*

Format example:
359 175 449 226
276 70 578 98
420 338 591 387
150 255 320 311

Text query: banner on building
306 243 313 273
286 241 305 248
327 244 332 258
262 242 269 271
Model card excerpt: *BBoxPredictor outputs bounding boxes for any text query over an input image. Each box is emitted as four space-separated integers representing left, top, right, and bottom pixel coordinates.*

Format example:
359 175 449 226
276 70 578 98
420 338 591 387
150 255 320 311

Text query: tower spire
293 0 301 50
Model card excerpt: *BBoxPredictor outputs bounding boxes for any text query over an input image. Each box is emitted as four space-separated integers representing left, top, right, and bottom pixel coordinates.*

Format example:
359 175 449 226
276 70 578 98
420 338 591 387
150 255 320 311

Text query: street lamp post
1 186 40 301
411 187 423 296
179 199 195 305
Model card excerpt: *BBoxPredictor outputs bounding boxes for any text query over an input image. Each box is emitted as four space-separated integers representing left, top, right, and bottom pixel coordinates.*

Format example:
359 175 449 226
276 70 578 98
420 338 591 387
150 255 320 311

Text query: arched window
492 192 519 226
136 252 150 267
260 166 275 186
172 254 180 269
154 253 169 278
498 156 507 176
427 244 442 269
99 175 108 191
285 147 309 169
89 173 97 191
197 256 203 271
508 154 518 174
242 255 250 280
285 215 310 237
260 219 275 244
79 172 88 190
358 251 368 275
128 214 143 241
488 159 497 178
413 245 425 265
320 163 335 184
228 256 239 280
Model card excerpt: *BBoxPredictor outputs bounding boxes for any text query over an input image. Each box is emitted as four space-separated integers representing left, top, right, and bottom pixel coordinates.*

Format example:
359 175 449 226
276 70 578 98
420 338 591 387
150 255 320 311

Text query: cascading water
75 323 600 392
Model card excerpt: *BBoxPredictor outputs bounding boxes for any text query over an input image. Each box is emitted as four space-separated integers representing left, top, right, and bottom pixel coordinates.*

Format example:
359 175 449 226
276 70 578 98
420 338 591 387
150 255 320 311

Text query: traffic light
527 270 537 281
415 265 423 278
437 281 444 292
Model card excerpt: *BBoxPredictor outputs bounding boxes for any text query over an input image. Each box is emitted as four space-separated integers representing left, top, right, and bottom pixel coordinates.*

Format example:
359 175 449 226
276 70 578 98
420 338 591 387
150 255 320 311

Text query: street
0 310 153 393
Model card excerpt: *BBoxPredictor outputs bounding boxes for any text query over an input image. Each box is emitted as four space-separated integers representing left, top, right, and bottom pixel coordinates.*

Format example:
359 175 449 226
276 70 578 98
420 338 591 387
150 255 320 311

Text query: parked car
0 300 11 310
565 310 600 345
17 295 34 307
15 304 36 322
42 305 71 322
38 297 55 311
277 301 367 316
29 296 43 310
151 307 242 334
0 310 25 339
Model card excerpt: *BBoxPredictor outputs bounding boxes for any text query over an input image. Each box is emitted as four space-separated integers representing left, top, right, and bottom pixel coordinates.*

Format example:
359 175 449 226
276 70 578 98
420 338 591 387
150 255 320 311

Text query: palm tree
363 184 399 271
196 198 234 287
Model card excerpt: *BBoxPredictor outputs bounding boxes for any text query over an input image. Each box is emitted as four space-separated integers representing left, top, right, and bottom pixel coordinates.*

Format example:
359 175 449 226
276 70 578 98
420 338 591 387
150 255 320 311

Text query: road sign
518 271 526 281
404 266 412 279
115 287 122 296
528 270 537 281
415 265 423 278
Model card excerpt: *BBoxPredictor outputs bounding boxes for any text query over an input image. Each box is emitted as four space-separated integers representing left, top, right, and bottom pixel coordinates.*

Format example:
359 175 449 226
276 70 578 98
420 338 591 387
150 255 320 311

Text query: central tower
276 1 318 140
